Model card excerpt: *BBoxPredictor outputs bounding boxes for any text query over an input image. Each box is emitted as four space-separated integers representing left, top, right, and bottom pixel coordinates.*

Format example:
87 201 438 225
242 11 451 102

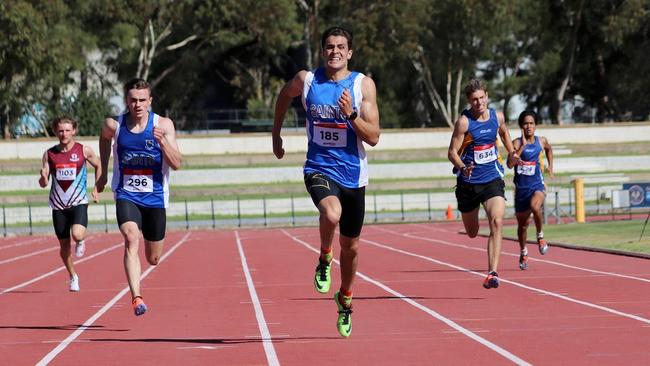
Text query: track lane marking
235 230 280 366
1 242 123 295
35 232 191 366
280 229 532 366
372 226 650 283
359 235 650 326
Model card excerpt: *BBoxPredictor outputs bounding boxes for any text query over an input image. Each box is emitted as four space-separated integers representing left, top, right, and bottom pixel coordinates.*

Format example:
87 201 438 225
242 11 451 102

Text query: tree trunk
553 0 584 125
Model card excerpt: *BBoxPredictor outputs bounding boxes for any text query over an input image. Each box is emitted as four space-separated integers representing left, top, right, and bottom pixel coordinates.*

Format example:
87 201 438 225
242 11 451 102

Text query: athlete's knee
489 215 504 230
71 230 84 243
340 237 359 253
321 209 341 227
146 255 159 266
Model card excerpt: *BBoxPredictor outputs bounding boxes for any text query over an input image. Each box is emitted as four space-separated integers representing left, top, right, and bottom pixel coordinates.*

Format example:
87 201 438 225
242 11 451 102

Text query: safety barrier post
28 204 33 236
573 178 585 223
211 198 216 228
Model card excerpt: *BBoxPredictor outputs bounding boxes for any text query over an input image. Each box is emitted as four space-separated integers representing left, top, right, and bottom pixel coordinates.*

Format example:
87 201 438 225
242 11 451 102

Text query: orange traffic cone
446 204 454 220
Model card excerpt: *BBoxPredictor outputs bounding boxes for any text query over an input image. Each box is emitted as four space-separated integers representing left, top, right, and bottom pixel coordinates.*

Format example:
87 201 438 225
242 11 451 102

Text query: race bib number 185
123 168 153 193
313 125 347 147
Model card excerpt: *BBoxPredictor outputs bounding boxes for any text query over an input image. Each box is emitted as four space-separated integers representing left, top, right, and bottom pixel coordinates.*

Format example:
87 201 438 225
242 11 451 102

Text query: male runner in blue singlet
272 26 380 337
448 79 519 289
508 110 554 270
97 78 182 316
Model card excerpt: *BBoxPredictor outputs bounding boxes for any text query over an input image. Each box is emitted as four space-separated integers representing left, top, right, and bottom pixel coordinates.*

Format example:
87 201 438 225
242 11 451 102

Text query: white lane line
36 232 191 366
360 236 650 326
374 226 650 283
235 230 280 366
280 229 531 366
0 246 59 264
1 243 123 295
0 236 50 250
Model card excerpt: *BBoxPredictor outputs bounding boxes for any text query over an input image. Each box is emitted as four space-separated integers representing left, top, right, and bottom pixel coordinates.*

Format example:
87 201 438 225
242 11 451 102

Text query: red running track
1 222 649 365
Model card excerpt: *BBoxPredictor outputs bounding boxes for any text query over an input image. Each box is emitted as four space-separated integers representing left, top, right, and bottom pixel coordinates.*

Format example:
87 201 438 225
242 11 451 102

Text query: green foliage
3 0 650 137
46 91 111 136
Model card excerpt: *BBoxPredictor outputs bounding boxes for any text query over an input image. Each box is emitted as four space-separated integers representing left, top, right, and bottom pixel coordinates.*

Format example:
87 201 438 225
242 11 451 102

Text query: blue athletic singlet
302 68 368 188
456 108 504 184
47 142 88 210
111 112 169 208
514 136 545 193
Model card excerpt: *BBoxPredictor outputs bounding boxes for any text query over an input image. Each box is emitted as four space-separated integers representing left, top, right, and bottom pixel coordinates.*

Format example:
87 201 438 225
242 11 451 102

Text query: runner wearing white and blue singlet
448 78 519 290
97 78 182 316
273 26 380 338
508 110 554 270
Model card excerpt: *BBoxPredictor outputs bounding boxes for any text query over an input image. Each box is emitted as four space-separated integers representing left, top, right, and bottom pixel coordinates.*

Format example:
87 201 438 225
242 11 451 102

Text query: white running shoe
75 240 86 258
69 274 80 292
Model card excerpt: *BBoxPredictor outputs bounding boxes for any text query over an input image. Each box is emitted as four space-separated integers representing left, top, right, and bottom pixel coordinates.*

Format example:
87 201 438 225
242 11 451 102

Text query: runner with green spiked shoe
273 26 380 337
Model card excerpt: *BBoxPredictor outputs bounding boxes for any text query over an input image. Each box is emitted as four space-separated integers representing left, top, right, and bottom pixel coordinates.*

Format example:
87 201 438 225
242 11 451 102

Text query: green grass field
502 218 650 254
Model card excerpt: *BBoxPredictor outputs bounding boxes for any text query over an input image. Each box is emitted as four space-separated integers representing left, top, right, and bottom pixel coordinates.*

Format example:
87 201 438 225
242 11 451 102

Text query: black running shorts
116 199 166 241
52 204 88 240
304 172 365 238
455 178 506 213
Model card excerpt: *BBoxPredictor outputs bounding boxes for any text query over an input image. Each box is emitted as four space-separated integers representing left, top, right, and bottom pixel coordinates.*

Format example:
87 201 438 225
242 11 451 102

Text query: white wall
1 123 648 159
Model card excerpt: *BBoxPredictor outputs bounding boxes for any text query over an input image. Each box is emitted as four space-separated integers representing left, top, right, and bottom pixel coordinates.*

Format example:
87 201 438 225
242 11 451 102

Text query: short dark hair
51 116 77 131
123 78 150 96
464 78 487 97
321 26 353 50
518 110 539 127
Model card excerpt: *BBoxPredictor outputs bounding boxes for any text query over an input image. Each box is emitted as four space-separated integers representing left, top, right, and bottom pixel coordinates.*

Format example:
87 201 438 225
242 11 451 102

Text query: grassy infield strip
501 218 650 256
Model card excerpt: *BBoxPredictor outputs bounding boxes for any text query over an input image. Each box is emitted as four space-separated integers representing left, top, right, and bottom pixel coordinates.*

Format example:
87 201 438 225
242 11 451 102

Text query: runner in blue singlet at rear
97 78 182 316
272 26 380 338
508 110 554 270
448 78 519 289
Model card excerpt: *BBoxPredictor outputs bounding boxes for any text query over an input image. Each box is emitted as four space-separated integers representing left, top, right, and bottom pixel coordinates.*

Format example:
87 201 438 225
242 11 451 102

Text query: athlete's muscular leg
529 191 546 234
317 196 342 259
339 234 359 293
70 224 86 244
144 239 164 265
461 207 480 238
516 211 532 251
120 222 143 298
58 238 75 277
484 196 506 272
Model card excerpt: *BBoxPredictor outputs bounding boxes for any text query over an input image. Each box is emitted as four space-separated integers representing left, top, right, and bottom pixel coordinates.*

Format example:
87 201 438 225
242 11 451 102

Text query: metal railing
0 185 638 237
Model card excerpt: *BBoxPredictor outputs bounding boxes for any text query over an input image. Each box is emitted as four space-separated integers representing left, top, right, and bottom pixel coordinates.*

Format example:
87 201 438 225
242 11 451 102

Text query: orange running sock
339 288 353 307
320 247 333 263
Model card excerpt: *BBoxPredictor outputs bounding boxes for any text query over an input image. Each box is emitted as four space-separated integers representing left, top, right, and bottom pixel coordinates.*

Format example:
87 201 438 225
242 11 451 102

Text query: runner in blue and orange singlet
97 78 182 316
508 110 554 270
448 79 519 289
272 26 380 338
39 116 101 292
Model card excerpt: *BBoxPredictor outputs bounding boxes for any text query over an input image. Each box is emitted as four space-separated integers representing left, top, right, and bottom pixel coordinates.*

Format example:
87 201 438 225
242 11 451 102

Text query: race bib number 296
123 169 153 193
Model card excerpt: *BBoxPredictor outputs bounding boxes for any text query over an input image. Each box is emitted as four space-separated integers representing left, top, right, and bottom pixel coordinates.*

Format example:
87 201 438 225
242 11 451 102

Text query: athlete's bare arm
541 136 554 178
97 117 118 193
153 117 182 170
84 145 102 202
507 137 524 169
497 112 519 167
341 77 380 146
272 71 307 159
39 151 49 188
448 115 473 177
